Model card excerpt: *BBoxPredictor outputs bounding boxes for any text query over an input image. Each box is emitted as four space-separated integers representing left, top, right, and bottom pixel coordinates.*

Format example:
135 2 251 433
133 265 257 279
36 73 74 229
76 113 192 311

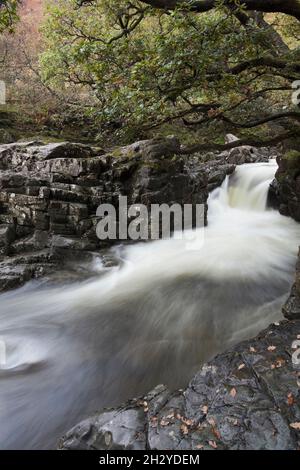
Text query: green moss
283 150 300 170
284 150 300 160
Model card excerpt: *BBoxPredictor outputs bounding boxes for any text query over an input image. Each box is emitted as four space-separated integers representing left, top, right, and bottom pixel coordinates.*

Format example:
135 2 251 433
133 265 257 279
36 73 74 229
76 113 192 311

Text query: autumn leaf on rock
290 422 300 430
209 440 217 449
212 427 221 440
180 424 189 435
287 393 295 406
160 420 170 427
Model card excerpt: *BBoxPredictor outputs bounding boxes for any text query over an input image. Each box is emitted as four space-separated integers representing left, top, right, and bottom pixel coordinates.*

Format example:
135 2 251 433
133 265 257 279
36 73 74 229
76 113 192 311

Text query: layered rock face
275 152 300 320
275 151 300 222
0 137 237 291
284 249 300 321
60 320 300 451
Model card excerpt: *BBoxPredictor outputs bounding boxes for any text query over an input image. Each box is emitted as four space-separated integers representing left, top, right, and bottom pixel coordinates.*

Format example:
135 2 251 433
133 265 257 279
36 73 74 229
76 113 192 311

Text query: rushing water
0 160 299 449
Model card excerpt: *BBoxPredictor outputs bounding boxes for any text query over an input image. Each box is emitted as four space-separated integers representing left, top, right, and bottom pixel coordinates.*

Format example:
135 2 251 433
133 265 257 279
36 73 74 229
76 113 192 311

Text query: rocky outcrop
283 249 300 321
60 319 300 451
275 150 300 321
0 137 285 292
275 151 300 222
0 137 215 291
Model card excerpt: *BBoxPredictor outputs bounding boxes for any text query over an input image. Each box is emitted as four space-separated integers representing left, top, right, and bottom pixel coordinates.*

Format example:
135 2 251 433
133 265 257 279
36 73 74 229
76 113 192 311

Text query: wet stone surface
60 320 300 451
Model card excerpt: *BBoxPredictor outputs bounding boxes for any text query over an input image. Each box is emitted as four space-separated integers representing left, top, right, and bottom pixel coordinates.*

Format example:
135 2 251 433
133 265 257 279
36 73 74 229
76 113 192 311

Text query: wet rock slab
284 248 300 321
60 320 300 450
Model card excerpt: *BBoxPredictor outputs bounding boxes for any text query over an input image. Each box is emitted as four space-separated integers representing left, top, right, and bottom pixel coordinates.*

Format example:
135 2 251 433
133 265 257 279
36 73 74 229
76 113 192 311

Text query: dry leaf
160 420 170 427
207 417 216 427
287 393 295 406
201 405 208 415
238 364 245 370
166 412 175 420
212 428 221 440
180 424 189 435
271 364 276 370
230 387 237 398
182 418 194 427
249 346 256 353
196 444 204 449
290 422 300 430
268 345 276 351
209 440 217 449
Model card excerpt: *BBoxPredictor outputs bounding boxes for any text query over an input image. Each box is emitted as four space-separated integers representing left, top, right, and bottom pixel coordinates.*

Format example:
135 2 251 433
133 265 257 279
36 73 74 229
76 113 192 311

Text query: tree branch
180 130 298 154
140 1 300 21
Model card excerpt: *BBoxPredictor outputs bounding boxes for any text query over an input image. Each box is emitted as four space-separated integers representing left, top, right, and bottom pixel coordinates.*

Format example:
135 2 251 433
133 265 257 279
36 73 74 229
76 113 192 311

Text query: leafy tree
40 0 300 149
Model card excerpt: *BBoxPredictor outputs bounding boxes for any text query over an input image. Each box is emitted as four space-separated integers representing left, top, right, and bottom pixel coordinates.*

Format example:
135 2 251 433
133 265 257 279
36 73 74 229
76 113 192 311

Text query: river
0 159 299 449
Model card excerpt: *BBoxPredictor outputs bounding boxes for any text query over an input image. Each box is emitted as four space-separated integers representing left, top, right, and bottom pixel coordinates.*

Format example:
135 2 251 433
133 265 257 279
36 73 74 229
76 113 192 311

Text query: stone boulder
224 134 270 165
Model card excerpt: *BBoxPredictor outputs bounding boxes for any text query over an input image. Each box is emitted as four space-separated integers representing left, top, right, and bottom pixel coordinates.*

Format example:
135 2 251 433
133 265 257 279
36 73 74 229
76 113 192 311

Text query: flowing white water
0 160 299 449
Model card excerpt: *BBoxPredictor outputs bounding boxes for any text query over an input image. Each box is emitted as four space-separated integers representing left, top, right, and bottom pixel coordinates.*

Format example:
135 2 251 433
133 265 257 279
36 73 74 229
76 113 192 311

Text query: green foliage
0 0 19 33
40 0 299 142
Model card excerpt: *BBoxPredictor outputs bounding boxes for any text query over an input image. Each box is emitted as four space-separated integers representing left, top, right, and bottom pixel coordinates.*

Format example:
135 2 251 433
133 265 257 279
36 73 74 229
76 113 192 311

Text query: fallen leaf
287 393 295 406
160 420 170 427
238 364 245 370
290 422 300 430
196 444 204 449
181 418 194 427
180 424 189 435
230 387 237 398
201 405 208 415
274 322 280 326
209 440 217 449
249 346 256 353
271 364 276 370
268 346 276 352
166 412 175 420
212 427 221 440
207 417 216 427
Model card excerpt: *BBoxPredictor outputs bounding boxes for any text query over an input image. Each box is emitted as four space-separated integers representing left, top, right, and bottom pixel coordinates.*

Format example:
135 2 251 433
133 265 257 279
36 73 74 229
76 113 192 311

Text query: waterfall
0 159 299 449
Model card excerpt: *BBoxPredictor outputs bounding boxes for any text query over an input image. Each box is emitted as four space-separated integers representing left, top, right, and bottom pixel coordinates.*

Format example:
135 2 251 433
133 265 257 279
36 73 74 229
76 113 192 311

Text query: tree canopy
36 1 300 148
